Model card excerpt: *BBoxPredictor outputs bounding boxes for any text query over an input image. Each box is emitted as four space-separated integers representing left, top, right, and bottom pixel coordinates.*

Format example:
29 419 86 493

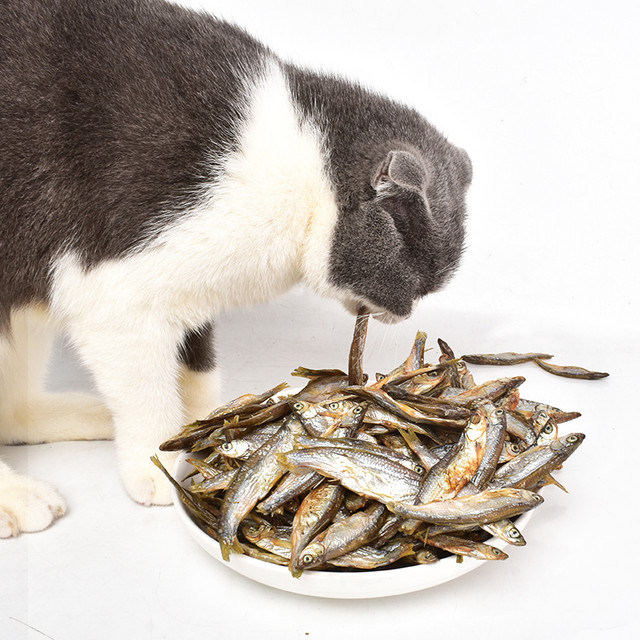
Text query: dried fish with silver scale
155 310 605 576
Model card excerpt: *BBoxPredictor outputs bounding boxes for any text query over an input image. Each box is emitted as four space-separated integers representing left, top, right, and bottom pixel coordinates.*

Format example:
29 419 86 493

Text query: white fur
0 307 113 445
0 459 66 538
0 63 346 527
179 366 221 424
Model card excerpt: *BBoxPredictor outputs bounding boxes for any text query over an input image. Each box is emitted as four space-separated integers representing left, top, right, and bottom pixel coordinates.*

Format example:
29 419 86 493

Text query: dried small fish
422 533 509 561
516 398 581 424
289 481 345 576
490 433 585 490
279 446 422 504
533 358 609 380
470 403 507 489
415 408 489 503
190 467 238 495
438 338 475 389
292 503 386 571
388 488 543 525
505 411 537 447
288 397 365 437
242 523 292 559
255 469 322 514
348 309 369 386
328 537 417 569
218 418 303 560
462 352 553 365
160 315 600 577
294 434 426 475
443 377 526 407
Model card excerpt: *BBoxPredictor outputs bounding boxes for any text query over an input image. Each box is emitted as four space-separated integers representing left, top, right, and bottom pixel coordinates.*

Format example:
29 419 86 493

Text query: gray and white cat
0 0 471 536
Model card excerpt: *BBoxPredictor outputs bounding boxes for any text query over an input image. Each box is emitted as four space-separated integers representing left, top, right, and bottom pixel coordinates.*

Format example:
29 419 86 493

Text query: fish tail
288 561 303 579
219 538 232 562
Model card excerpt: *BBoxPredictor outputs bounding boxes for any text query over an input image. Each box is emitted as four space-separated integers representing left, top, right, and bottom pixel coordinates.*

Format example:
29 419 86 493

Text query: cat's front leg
67 317 186 505
178 322 220 423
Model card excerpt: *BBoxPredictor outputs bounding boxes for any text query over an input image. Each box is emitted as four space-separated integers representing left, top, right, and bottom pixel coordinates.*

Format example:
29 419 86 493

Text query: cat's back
0 0 269 202
0 0 272 316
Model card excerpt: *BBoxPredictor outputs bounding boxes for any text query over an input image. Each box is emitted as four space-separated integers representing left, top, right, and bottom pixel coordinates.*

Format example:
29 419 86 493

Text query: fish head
289 398 315 419
536 417 559 446
502 521 526 546
502 441 522 461
293 542 326 570
415 549 439 564
317 399 367 430
466 409 489 442
217 440 249 459
484 545 509 561
551 432 585 452
408 366 446 393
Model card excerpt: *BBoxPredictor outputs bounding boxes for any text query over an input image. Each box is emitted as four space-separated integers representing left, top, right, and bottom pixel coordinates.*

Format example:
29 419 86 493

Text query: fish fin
544 474 569 493
398 428 419 446
222 415 240 428
275 452 296 469
233 538 244 554
268 381 290 395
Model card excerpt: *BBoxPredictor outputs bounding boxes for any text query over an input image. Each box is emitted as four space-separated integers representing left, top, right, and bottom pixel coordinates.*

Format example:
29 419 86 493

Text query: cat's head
326 141 471 322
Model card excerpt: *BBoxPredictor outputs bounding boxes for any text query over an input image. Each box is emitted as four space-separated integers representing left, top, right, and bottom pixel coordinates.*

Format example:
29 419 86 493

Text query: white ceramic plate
171 453 536 599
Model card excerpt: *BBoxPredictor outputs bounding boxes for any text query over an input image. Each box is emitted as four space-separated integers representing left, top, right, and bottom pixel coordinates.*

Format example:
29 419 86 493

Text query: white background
2 0 639 638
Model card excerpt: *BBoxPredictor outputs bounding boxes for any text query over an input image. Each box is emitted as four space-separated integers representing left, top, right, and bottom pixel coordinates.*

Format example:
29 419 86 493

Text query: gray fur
284 67 471 316
0 0 471 357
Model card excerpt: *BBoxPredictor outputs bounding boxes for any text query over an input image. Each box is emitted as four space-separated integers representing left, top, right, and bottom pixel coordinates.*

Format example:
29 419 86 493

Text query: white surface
2 0 639 638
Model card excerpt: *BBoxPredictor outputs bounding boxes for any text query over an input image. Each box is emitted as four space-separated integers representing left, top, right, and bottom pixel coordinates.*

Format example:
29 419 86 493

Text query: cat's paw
119 450 178 506
0 470 66 537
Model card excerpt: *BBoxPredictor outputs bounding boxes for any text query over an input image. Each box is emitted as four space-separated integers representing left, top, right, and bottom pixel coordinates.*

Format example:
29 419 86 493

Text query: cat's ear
371 150 430 194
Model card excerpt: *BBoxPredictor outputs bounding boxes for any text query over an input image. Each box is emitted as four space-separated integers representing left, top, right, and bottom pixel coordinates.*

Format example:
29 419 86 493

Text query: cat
0 0 471 536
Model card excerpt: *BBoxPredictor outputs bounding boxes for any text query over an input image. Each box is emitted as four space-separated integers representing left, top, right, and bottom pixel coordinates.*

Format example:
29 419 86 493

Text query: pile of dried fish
155 313 607 576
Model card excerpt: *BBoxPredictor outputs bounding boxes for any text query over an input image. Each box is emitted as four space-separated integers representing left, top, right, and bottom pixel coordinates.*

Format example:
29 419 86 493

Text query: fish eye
491 548 502 555
329 402 340 410
543 424 554 434
495 409 504 416
293 402 304 411
427 370 440 378
375 373 385 381
456 362 466 370
221 442 234 452
353 406 363 414
508 529 520 539
414 464 425 474
510 443 520 453
566 434 578 443
301 554 315 565
532 493 543 503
